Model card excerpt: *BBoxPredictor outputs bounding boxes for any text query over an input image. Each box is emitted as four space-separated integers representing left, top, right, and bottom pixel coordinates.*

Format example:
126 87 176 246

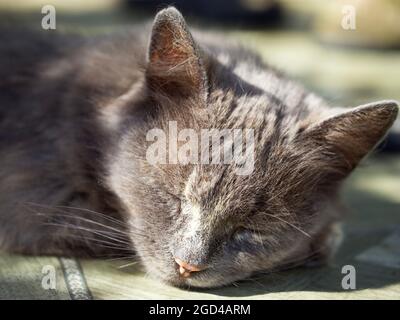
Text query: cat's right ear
146 7 207 101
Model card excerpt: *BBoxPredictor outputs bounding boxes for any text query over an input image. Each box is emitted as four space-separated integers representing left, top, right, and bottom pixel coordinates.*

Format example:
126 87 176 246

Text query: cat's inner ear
304 101 398 175
146 7 207 99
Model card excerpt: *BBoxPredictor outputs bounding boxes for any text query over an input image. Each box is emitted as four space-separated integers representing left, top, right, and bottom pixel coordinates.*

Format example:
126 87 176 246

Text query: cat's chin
181 278 237 289
161 270 253 289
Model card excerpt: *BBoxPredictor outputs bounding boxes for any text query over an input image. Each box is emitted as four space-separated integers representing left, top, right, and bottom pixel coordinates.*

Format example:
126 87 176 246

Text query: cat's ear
146 7 207 100
304 100 398 176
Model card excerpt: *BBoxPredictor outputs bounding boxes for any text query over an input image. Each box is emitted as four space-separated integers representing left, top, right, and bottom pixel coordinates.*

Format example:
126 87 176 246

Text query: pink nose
174 258 207 278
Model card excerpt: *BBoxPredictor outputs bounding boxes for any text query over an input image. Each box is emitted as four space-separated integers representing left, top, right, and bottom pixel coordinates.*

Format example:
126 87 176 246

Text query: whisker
62 233 132 250
105 255 138 262
117 261 139 269
42 221 132 246
263 213 311 238
25 202 126 229
25 202 148 238
37 210 129 239
54 204 126 227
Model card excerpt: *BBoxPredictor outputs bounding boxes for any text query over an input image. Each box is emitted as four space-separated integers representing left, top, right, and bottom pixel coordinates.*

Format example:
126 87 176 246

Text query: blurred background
0 0 399 299
0 0 399 108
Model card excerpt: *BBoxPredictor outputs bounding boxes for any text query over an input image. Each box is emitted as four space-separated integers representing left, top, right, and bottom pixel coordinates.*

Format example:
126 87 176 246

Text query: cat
0 7 397 288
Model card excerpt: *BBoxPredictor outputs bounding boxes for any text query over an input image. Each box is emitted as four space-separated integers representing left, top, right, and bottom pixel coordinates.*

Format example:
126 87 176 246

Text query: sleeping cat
0 7 397 288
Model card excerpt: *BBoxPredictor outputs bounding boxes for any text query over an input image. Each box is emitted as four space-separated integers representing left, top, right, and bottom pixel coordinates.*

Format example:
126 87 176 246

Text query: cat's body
0 29 138 256
0 8 397 288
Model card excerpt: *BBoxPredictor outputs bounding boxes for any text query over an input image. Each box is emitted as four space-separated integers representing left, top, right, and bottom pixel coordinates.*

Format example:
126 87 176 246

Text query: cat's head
105 7 398 288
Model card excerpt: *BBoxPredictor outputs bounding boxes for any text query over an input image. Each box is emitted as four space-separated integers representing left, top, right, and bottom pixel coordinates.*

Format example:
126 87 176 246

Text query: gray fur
0 7 397 288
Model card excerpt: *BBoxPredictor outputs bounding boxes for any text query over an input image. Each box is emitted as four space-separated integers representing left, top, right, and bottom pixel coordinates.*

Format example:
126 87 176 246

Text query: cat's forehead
183 164 257 213
207 89 307 139
184 166 224 202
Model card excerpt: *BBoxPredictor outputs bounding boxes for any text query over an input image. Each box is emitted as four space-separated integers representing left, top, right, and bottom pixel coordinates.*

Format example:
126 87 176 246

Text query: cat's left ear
146 7 207 101
304 100 398 176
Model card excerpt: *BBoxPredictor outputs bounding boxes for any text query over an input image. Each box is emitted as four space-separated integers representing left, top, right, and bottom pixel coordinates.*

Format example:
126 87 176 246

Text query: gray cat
0 7 397 288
